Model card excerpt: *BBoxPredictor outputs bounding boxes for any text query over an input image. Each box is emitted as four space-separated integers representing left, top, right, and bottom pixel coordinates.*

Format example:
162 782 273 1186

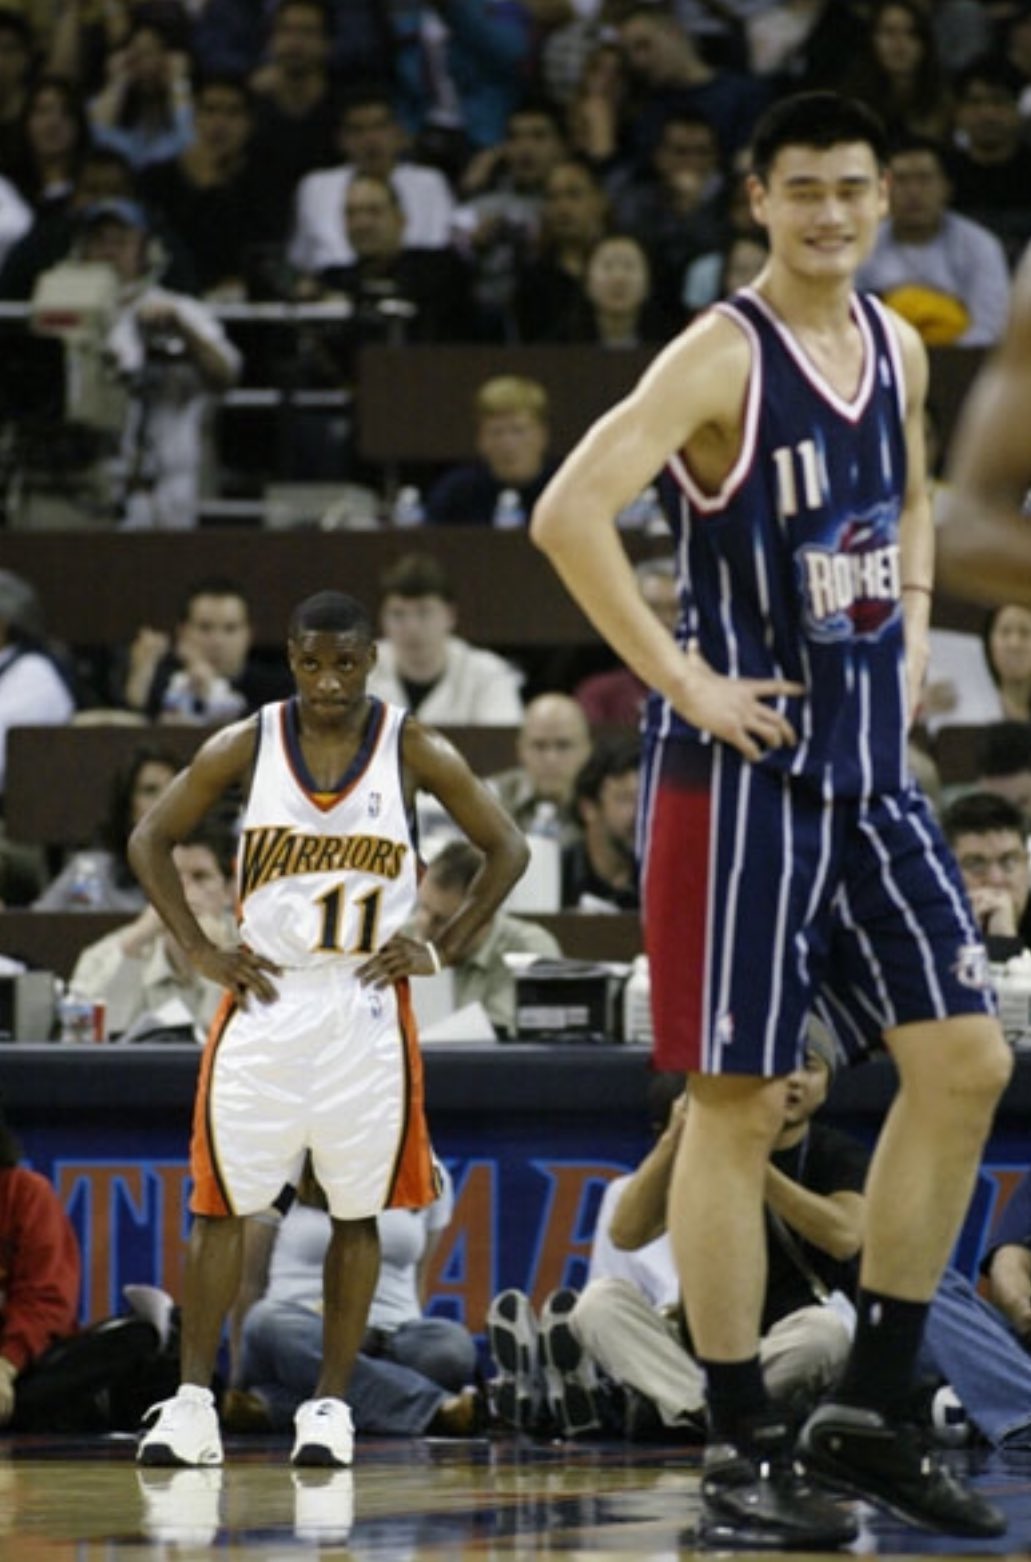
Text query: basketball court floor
3 1431 1031 1560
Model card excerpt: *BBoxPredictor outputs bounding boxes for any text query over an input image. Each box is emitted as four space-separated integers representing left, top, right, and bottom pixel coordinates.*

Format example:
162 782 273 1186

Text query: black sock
835 1289 929 1414
701 1356 768 1442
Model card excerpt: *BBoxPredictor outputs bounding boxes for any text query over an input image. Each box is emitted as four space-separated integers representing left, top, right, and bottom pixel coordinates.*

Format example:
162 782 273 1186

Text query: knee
571 1278 634 1351
422 1324 477 1389
923 1025 1013 1121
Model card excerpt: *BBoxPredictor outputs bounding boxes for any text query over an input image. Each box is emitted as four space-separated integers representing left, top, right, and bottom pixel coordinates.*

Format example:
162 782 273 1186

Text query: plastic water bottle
391 485 425 529
492 487 526 530
622 955 652 1045
66 854 105 908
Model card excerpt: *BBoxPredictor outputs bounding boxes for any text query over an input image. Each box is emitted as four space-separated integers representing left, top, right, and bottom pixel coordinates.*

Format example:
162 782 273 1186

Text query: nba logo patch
715 1011 735 1047
367 791 381 818
954 942 990 990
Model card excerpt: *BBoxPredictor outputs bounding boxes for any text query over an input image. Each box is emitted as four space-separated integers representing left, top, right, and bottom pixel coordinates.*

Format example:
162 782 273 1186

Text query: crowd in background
0 0 1030 512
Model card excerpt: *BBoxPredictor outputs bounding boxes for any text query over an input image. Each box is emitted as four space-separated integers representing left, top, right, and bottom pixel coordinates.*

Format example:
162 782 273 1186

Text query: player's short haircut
750 92 890 183
978 721 1031 779
941 790 1028 846
426 839 483 893
475 375 549 425
379 552 455 605
289 591 374 642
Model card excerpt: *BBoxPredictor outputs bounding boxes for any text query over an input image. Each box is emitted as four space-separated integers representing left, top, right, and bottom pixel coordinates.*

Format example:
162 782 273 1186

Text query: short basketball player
531 92 1010 1547
938 243 1031 604
130 590 529 1470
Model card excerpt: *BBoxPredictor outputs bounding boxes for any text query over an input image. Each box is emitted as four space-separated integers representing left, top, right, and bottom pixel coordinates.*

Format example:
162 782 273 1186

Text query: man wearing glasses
942 792 1031 957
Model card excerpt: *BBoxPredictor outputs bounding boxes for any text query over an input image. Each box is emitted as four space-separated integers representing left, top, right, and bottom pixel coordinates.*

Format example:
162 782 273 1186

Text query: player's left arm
890 312 935 727
355 722 529 986
937 246 1031 605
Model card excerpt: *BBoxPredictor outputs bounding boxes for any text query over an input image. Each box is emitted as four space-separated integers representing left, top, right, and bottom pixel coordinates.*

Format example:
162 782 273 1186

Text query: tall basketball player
938 242 1031 604
531 92 1011 1547
129 590 529 1470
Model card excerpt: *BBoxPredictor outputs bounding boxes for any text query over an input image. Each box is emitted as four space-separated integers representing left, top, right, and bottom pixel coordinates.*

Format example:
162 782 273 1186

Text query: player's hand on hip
678 639 804 762
357 933 441 988
198 944 281 1007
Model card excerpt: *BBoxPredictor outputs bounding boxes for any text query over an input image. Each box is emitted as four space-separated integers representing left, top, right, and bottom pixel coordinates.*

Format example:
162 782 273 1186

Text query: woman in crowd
33 742 179 911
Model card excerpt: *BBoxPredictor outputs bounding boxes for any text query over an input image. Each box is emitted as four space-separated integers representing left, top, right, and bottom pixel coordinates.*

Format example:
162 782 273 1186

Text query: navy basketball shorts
639 737 995 1077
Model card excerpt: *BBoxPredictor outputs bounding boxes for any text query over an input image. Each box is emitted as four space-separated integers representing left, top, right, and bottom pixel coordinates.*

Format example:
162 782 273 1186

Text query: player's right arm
128 717 281 1004
531 312 804 760
937 246 1031 606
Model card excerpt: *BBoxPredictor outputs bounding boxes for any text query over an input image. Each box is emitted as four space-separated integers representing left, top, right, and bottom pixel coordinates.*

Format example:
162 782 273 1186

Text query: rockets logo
797 508 902 643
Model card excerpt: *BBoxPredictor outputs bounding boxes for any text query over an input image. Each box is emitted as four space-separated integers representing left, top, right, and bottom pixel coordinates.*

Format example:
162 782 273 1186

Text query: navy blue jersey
647 287 910 799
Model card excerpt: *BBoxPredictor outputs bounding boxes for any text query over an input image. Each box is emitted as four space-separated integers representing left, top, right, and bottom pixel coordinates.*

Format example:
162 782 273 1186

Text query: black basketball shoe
697 1417 859 1551
797 1401 1006 1537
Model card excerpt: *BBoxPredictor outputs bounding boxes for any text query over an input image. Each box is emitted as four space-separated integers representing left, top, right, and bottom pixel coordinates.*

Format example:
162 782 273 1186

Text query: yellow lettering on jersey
239 825 409 900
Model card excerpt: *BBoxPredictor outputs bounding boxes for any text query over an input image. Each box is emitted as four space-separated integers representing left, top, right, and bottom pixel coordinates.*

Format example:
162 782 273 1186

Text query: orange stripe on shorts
386 979 435 1210
189 992 237 1217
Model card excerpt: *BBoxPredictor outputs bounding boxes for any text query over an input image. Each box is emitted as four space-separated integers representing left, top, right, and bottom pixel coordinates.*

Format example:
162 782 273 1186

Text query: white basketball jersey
237 698 418 968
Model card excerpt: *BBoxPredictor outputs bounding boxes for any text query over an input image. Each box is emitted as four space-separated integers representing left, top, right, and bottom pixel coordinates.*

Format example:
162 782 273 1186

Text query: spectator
388 0 535 181
615 4 770 170
452 96 568 340
0 164 29 264
489 692 591 847
611 112 727 322
192 0 393 87
0 10 32 181
940 790 1031 957
856 136 1012 347
367 552 524 726
976 721 1031 821
571 1027 862 1433
946 55 1031 265
837 0 954 143
564 40 631 172
67 821 237 1038
11 75 91 215
564 231 674 346
561 735 640 911
34 742 179 911
88 18 194 171
74 196 241 529
512 154 610 341
1003 4 1031 118
120 576 292 725
425 375 558 528
574 556 679 730
413 841 561 1035
229 1159 481 1438
140 74 272 298
682 165 767 313
984 1168 1031 1347
311 172 471 344
0 1098 81 1430
984 603 1031 721
247 0 340 243
288 84 456 279
0 567 76 806
0 144 136 299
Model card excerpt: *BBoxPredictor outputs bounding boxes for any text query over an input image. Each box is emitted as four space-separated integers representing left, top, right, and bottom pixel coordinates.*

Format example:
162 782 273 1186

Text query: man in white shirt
288 85 455 277
367 552 524 726
69 824 236 1039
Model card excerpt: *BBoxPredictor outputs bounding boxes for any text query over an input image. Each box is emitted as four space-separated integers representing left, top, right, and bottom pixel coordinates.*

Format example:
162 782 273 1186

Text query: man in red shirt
0 1102 80 1427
